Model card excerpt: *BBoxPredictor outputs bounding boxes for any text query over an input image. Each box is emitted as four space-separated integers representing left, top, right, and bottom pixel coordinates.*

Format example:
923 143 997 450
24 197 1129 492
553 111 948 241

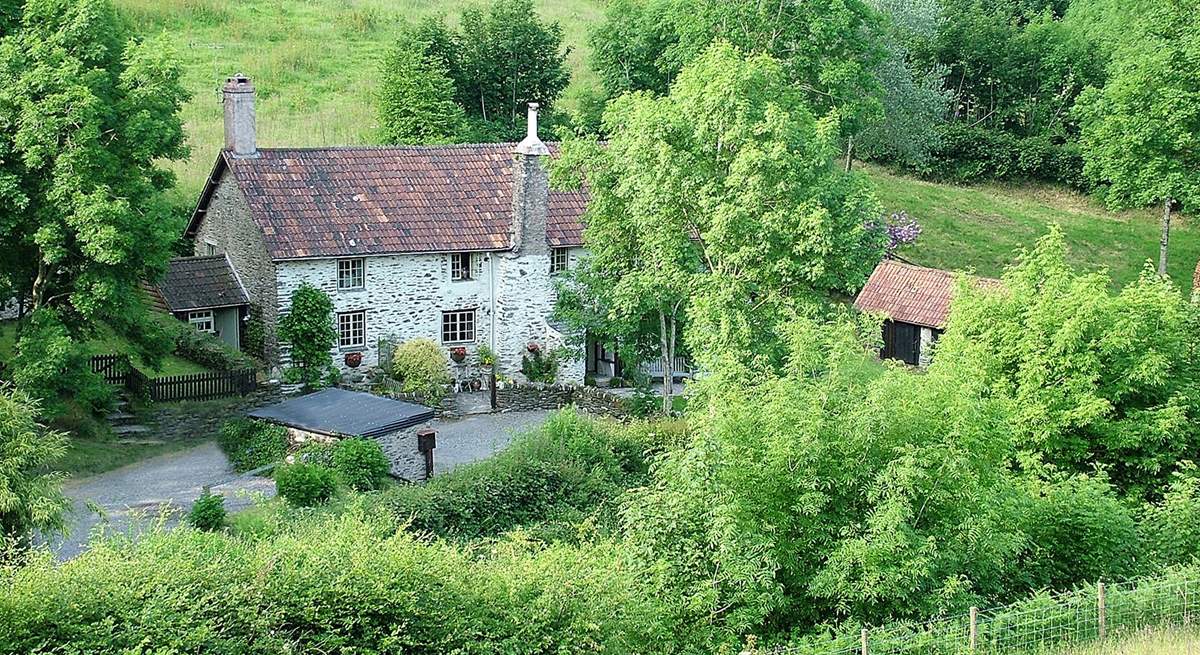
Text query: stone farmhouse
183 75 590 384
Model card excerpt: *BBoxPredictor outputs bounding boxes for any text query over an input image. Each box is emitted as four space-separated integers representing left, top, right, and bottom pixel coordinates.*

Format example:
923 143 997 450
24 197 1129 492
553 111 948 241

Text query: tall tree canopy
1075 0 1200 275
935 227 1200 497
378 1 570 142
555 42 884 400
0 0 189 406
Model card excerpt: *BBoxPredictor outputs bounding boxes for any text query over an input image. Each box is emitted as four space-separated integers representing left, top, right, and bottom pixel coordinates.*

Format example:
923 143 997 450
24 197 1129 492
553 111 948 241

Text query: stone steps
111 424 153 436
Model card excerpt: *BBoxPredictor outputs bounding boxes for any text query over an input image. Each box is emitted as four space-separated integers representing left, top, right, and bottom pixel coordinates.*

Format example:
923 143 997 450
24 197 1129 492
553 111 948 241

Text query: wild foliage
390 339 450 399
330 438 390 492
0 386 68 547
217 418 288 472
0 0 189 407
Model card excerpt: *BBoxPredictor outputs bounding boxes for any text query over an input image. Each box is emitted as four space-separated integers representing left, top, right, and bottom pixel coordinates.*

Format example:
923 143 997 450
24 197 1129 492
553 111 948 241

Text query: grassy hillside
116 0 602 201
123 0 1199 292
869 165 1200 287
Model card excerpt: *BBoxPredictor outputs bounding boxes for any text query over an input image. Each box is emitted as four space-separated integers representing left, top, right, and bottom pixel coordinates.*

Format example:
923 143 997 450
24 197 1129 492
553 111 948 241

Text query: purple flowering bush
866 211 922 255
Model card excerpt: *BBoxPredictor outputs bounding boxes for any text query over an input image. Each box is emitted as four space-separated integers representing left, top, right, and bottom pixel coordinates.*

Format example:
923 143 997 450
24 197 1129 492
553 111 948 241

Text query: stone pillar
918 327 934 368
223 74 257 158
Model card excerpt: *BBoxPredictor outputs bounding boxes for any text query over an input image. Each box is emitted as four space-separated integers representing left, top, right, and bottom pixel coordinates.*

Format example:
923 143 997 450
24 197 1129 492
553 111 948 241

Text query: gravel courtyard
47 409 552 560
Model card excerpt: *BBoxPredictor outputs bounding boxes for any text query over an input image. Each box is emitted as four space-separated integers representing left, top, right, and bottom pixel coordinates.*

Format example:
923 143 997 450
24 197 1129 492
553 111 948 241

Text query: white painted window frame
337 310 367 349
441 309 476 344
188 310 215 334
337 258 366 290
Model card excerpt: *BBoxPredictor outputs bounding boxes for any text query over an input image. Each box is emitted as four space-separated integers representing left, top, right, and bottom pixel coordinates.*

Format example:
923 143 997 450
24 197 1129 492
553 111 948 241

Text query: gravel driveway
47 410 552 560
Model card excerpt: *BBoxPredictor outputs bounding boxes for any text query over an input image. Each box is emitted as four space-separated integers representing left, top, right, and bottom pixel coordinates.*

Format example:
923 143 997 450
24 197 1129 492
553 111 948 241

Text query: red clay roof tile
217 144 587 260
854 259 998 329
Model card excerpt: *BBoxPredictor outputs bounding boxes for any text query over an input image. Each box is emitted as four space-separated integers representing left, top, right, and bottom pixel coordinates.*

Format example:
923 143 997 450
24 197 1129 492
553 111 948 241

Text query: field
119 0 1198 290
1058 629 1200 654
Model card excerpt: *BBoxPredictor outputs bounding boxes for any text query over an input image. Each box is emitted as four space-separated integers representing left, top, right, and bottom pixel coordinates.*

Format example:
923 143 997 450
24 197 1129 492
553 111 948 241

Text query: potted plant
449 346 467 363
344 351 363 368
470 377 483 392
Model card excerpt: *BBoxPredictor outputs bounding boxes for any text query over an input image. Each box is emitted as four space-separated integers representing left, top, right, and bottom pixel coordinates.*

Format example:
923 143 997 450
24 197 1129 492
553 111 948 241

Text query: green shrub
217 418 289 472
331 438 391 491
1140 463 1200 567
294 441 335 468
275 462 336 507
520 343 558 383
167 318 255 371
278 283 338 389
391 339 450 399
379 409 677 539
187 489 226 531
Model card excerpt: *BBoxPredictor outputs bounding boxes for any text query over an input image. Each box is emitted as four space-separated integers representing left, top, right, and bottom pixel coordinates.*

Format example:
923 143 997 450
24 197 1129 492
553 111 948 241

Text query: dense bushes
275 462 336 507
0 515 676 654
920 124 1087 187
391 339 450 399
331 438 390 491
169 318 255 371
380 409 683 540
217 419 288 472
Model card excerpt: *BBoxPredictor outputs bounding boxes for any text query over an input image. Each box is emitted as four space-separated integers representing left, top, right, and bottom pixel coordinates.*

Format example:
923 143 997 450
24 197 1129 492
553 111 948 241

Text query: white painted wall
273 247 588 384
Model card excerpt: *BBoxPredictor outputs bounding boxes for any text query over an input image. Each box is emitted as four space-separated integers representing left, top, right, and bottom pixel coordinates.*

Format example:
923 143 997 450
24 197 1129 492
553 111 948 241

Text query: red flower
527 342 541 354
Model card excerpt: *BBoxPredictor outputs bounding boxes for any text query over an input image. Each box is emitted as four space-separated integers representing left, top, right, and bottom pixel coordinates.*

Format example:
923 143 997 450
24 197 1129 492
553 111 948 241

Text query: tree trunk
844 135 855 173
1159 198 1172 276
30 257 48 312
659 310 674 415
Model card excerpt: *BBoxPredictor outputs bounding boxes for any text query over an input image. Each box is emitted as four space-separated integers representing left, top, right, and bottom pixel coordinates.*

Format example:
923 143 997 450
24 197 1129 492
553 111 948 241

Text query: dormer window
338 258 365 290
451 253 473 281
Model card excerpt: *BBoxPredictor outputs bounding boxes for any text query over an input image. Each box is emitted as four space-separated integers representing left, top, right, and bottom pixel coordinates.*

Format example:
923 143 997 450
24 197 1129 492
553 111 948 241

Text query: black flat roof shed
248 388 434 439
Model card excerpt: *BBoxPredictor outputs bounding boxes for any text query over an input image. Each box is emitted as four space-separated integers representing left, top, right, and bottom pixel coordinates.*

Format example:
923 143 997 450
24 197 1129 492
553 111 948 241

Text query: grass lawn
868 164 1200 289
1054 629 1200 654
55 436 205 478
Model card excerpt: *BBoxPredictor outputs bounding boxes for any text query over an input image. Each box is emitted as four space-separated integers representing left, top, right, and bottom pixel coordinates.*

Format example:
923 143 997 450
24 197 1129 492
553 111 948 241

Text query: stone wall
375 427 430 482
193 171 279 364
145 383 282 441
493 382 630 418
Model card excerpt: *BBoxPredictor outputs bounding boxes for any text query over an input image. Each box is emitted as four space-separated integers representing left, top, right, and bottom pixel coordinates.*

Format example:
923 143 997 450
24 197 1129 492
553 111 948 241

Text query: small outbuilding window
338 258 365 290
451 253 473 281
338 310 366 349
188 310 215 334
442 309 476 344
550 248 569 274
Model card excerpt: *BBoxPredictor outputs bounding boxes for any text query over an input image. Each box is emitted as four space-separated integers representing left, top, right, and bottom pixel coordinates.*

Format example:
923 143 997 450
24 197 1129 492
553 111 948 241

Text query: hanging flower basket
344 352 363 368
449 346 468 363
526 342 542 354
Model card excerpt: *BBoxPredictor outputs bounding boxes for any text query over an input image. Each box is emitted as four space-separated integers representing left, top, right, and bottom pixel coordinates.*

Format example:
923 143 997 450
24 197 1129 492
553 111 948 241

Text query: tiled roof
854 259 998 329
157 255 249 312
205 144 588 260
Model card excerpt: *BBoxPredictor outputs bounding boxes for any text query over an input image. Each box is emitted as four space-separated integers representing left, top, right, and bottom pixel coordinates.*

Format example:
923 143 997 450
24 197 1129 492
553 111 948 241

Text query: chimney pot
223 73 258 158
515 102 549 156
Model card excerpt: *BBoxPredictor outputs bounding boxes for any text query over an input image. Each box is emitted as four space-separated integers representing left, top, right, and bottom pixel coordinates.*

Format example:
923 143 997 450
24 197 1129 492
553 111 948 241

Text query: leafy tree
857 0 952 168
556 43 884 408
934 227 1200 497
0 385 69 548
0 0 189 403
277 283 338 389
377 36 465 144
10 309 110 416
1075 0 1200 276
455 0 570 138
588 0 675 98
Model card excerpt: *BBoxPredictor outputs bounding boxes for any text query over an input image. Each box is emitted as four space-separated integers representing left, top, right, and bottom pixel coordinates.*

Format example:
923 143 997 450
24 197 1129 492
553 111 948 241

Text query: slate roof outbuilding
248 388 434 438
854 259 999 329
156 255 250 312
193 144 589 261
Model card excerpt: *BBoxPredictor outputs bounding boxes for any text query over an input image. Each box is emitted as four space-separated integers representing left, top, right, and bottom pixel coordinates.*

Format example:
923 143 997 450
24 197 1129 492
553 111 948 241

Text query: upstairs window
338 310 366 349
451 253 473 281
442 309 476 344
188 310 215 334
338 258 365 290
204 242 218 256
550 248 569 274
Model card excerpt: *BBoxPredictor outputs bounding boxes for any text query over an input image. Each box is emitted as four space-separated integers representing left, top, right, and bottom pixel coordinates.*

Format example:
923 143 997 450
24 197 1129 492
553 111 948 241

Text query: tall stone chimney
223 74 257 158
511 102 549 255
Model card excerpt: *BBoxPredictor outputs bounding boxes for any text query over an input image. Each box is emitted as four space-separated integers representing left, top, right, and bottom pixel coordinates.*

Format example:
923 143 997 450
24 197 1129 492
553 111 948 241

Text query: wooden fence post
969 606 978 651
1098 582 1107 640
860 628 869 655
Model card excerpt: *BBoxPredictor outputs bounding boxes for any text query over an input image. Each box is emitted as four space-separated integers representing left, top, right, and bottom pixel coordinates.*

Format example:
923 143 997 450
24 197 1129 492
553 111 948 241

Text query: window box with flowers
449 346 468 363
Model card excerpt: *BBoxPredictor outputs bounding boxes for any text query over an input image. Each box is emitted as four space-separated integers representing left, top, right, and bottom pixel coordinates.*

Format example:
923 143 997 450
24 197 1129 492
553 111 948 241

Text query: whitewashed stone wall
0 297 18 321
276 253 498 375
918 327 935 368
375 427 430 481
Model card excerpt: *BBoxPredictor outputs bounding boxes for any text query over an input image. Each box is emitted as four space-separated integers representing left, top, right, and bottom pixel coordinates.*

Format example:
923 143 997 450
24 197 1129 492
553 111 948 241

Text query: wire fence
757 569 1199 655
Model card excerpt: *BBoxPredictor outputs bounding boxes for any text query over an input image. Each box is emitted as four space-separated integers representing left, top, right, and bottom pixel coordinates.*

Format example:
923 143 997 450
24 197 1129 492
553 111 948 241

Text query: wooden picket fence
90 354 256 403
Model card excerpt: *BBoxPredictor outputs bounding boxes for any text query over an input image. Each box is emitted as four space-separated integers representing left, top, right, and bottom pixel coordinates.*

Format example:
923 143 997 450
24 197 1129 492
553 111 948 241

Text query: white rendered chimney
223 74 257 158
515 102 550 156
